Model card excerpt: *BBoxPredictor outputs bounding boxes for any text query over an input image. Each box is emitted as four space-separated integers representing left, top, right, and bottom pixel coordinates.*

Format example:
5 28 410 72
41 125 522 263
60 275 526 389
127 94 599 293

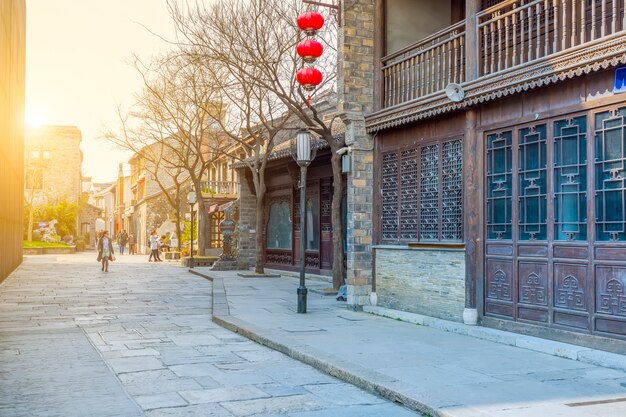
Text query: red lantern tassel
307 95 311 108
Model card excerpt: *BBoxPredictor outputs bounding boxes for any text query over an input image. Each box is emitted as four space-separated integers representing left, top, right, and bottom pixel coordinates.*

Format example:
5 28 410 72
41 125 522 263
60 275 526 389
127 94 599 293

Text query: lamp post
187 190 196 269
291 128 317 313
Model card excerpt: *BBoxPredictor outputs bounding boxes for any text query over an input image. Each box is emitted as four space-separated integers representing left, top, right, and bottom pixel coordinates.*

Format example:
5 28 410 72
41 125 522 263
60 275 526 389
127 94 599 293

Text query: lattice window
442 140 463 240
518 124 547 240
210 212 225 248
420 144 440 240
487 131 513 240
381 140 462 243
595 107 626 241
554 116 587 241
400 149 418 240
381 152 399 240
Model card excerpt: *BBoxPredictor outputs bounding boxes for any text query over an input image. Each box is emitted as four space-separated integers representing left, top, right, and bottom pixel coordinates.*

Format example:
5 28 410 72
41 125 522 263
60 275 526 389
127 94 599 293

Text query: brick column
235 168 256 269
338 0 375 309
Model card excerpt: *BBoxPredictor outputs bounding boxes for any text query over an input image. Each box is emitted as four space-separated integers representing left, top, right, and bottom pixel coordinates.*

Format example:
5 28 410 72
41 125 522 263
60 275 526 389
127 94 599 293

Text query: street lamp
187 190 196 269
291 128 317 313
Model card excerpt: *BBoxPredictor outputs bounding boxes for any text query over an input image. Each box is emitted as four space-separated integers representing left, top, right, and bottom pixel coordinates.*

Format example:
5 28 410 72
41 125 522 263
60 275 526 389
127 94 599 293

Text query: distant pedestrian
148 230 161 262
128 233 136 255
117 229 128 255
97 230 115 272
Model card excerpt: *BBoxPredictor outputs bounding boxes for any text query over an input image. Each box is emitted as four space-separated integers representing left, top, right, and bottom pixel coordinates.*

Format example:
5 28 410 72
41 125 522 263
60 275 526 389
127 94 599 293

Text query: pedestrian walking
128 233 136 255
117 229 128 255
97 230 115 272
148 230 161 262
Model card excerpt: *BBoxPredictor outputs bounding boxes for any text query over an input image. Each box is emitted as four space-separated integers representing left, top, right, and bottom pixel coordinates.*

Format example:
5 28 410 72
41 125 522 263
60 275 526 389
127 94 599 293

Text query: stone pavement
0 253 421 417
202 269 626 417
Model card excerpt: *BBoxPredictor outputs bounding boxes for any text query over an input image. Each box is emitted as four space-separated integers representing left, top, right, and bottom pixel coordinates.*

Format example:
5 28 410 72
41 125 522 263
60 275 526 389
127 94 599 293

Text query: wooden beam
464 108 479 310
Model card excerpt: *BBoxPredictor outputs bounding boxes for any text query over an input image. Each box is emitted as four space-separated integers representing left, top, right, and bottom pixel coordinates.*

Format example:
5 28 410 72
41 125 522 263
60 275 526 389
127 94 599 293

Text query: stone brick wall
0 0 26 282
25 125 82 206
376 248 466 322
235 168 256 268
339 0 376 308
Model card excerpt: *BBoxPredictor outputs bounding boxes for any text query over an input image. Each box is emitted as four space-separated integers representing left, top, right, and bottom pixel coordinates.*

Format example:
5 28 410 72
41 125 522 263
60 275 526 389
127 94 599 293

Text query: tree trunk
330 153 345 290
194 181 208 256
197 201 207 256
175 214 182 251
27 204 34 242
254 189 266 274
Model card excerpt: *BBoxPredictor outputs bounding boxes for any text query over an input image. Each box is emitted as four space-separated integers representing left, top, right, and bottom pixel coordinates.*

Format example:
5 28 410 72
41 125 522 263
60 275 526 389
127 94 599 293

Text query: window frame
379 136 464 244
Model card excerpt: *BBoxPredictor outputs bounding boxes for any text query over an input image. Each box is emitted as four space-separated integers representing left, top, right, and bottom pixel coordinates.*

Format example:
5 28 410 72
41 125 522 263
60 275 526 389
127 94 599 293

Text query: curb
211 313 440 417
189 269 626 416
189 269 438 416
364 306 626 373
189 269 230 317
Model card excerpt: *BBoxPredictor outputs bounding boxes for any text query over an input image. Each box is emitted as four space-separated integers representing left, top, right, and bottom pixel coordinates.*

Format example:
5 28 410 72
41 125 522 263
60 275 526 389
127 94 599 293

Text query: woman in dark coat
97 230 115 272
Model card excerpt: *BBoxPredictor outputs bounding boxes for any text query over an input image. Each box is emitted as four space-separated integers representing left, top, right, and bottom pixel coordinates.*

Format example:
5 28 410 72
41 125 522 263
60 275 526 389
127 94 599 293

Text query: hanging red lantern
296 67 323 91
296 39 324 64
296 12 324 36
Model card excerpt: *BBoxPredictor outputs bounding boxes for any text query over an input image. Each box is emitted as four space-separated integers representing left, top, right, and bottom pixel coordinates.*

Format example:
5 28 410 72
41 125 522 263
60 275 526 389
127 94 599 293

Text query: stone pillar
338 0 376 309
235 168 256 269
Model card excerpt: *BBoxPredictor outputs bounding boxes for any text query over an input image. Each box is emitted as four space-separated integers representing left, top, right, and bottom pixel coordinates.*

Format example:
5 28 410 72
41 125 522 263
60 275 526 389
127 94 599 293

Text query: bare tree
170 0 345 287
107 52 231 255
187 46 293 274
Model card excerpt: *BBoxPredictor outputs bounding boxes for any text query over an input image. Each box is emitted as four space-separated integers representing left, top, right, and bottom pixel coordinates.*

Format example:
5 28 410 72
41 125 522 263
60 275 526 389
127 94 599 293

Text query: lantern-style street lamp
187 190 196 269
291 128 317 313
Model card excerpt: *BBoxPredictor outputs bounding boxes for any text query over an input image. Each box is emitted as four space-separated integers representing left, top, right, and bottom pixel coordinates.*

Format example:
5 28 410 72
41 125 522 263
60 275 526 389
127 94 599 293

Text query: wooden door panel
553 245 588 260
486 260 514 302
595 266 626 317
486 243 513 256
518 262 548 306
553 263 589 312
518 245 549 257
554 312 590 330
518 307 549 323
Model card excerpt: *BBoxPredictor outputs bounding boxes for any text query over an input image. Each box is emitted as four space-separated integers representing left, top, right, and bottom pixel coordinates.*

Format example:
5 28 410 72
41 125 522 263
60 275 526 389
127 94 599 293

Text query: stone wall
25 125 82 206
339 0 376 308
0 0 26 282
235 168 256 269
375 247 466 322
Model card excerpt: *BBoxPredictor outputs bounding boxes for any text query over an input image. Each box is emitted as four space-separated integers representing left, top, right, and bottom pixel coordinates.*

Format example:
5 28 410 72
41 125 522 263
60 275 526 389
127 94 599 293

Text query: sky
25 0 177 182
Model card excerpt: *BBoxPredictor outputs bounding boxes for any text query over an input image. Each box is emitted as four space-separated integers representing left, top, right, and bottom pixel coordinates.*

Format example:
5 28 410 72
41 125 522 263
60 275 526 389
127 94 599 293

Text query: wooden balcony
200 180 238 200
382 21 466 108
371 0 626 131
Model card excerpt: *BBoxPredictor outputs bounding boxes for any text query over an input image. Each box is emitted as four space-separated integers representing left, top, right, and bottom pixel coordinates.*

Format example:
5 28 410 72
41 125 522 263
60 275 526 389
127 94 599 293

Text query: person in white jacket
148 231 161 262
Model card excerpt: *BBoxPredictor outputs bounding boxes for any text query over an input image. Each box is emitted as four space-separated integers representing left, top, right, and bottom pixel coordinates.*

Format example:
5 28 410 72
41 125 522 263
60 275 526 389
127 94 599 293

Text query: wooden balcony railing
478 0 626 76
380 0 626 109
200 180 237 196
382 21 466 108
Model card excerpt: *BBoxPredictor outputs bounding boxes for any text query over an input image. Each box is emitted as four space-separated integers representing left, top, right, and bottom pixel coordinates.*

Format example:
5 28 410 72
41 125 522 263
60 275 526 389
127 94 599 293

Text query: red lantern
296 39 324 64
296 67 323 91
296 12 324 36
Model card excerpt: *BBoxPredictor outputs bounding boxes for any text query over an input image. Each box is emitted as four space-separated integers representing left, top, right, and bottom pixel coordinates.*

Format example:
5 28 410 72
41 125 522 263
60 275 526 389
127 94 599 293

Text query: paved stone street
0 253 420 417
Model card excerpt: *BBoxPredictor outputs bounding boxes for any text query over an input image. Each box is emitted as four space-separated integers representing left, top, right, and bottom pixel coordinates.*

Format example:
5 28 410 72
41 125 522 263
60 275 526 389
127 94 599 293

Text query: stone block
375 248 466 322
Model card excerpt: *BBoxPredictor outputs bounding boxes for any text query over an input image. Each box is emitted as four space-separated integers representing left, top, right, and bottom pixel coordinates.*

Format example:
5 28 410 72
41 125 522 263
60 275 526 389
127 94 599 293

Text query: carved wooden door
484 108 626 339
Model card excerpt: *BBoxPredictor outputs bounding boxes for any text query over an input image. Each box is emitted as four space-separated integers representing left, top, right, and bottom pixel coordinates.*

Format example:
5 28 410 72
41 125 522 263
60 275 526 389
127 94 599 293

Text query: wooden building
236 143 347 276
365 0 626 346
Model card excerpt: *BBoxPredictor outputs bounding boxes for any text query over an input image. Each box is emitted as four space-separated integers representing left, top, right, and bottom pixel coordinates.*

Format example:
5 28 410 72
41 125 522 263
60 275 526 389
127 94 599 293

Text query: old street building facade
24 125 83 207
361 0 626 347
0 0 26 282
